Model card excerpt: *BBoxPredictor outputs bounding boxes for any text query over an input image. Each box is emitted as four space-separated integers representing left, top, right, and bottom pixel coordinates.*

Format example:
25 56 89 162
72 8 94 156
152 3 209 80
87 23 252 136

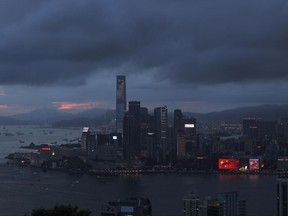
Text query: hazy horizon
1 102 287 118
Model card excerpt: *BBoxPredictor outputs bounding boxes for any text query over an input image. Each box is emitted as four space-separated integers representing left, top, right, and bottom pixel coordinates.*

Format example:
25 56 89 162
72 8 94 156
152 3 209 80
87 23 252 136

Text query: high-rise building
218 192 239 216
186 192 246 216
81 127 96 154
242 118 258 154
205 197 220 216
123 101 141 162
116 75 127 134
183 192 205 216
174 109 184 135
278 118 288 155
277 178 288 216
174 109 198 159
242 118 257 139
96 132 122 161
139 107 156 160
173 109 184 160
154 106 168 162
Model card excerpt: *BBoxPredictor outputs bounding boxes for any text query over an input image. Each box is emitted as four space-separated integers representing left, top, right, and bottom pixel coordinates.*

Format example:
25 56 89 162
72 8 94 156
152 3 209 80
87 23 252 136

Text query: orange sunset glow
52 101 114 112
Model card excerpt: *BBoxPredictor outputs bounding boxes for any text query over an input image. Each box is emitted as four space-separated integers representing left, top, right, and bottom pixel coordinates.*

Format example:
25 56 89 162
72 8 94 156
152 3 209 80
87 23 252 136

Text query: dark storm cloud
0 0 288 86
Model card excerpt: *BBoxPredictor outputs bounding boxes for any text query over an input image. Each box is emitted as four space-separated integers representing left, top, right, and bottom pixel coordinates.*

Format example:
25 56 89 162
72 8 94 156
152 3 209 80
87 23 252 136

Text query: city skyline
1 0 288 116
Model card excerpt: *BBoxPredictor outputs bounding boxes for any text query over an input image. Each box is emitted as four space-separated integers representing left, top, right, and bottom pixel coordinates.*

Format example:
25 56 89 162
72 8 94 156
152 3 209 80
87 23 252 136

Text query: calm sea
0 125 277 216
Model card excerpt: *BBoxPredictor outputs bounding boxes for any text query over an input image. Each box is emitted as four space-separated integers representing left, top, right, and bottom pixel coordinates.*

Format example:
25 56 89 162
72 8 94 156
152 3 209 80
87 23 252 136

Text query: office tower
174 109 198 159
218 192 238 216
183 117 197 154
81 127 96 153
205 197 220 216
237 200 246 216
173 109 184 160
278 118 288 155
96 132 122 161
277 178 288 216
183 192 205 216
177 135 186 157
242 118 257 154
242 118 257 139
154 106 168 162
139 107 156 160
123 101 141 162
174 109 184 135
187 192 246 216
116 75 127 134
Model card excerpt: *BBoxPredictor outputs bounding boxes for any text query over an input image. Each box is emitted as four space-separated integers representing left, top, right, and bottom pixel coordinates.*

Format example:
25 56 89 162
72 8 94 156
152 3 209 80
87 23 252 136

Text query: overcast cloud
1 0 288 115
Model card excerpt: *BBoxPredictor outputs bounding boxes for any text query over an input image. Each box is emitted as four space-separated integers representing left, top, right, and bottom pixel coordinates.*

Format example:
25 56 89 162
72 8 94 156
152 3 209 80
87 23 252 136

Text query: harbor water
0 125 277 216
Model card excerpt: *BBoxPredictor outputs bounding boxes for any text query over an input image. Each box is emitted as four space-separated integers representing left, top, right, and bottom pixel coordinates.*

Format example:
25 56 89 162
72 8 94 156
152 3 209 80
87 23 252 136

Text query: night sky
1 0 288 115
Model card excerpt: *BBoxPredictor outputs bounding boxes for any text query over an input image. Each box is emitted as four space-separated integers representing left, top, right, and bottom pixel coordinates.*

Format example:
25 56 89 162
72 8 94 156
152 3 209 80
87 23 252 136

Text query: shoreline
5 161 287 177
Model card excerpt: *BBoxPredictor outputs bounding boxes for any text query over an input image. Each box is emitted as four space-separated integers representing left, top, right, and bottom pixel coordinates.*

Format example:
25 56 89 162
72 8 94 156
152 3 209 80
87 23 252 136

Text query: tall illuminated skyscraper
116 75 126 134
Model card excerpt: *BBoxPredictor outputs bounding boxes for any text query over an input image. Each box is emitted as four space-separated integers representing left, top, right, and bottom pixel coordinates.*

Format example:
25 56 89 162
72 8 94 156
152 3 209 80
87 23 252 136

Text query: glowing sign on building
41 147 50 151
249 159 260 170
82 127 89 132
218 158 239 170
184 124 195 128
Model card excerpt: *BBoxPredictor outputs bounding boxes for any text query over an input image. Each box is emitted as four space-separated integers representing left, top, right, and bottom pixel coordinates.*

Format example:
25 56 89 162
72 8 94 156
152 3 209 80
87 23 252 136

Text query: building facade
81 127 96 154
183 191 246 216
154 106 169 163
123 101 141 162
277 178 288 216
116 75 127 134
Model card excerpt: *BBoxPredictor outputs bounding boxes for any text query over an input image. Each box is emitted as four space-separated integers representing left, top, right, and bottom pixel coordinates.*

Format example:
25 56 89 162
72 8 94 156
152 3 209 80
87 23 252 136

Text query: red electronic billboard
218 158 239 170
249 159 260 170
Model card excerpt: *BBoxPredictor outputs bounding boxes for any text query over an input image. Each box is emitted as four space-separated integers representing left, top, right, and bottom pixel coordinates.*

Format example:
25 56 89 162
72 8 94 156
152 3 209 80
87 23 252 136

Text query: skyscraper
123 101 141 162
242 118 257 139
154 106 168 162
183 192 205 216
184 192 246 216
81 127 96 154
218 191 239 216
174 109 198 159
116 75 127 134
277 178 288 216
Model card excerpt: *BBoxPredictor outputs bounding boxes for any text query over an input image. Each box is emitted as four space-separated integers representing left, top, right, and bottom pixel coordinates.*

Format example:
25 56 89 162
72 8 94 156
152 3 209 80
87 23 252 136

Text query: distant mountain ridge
185 104 288 123
0 116 33 125
12 108 109 122
0 108 111 126
1 104 288 126
12 108 73 121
